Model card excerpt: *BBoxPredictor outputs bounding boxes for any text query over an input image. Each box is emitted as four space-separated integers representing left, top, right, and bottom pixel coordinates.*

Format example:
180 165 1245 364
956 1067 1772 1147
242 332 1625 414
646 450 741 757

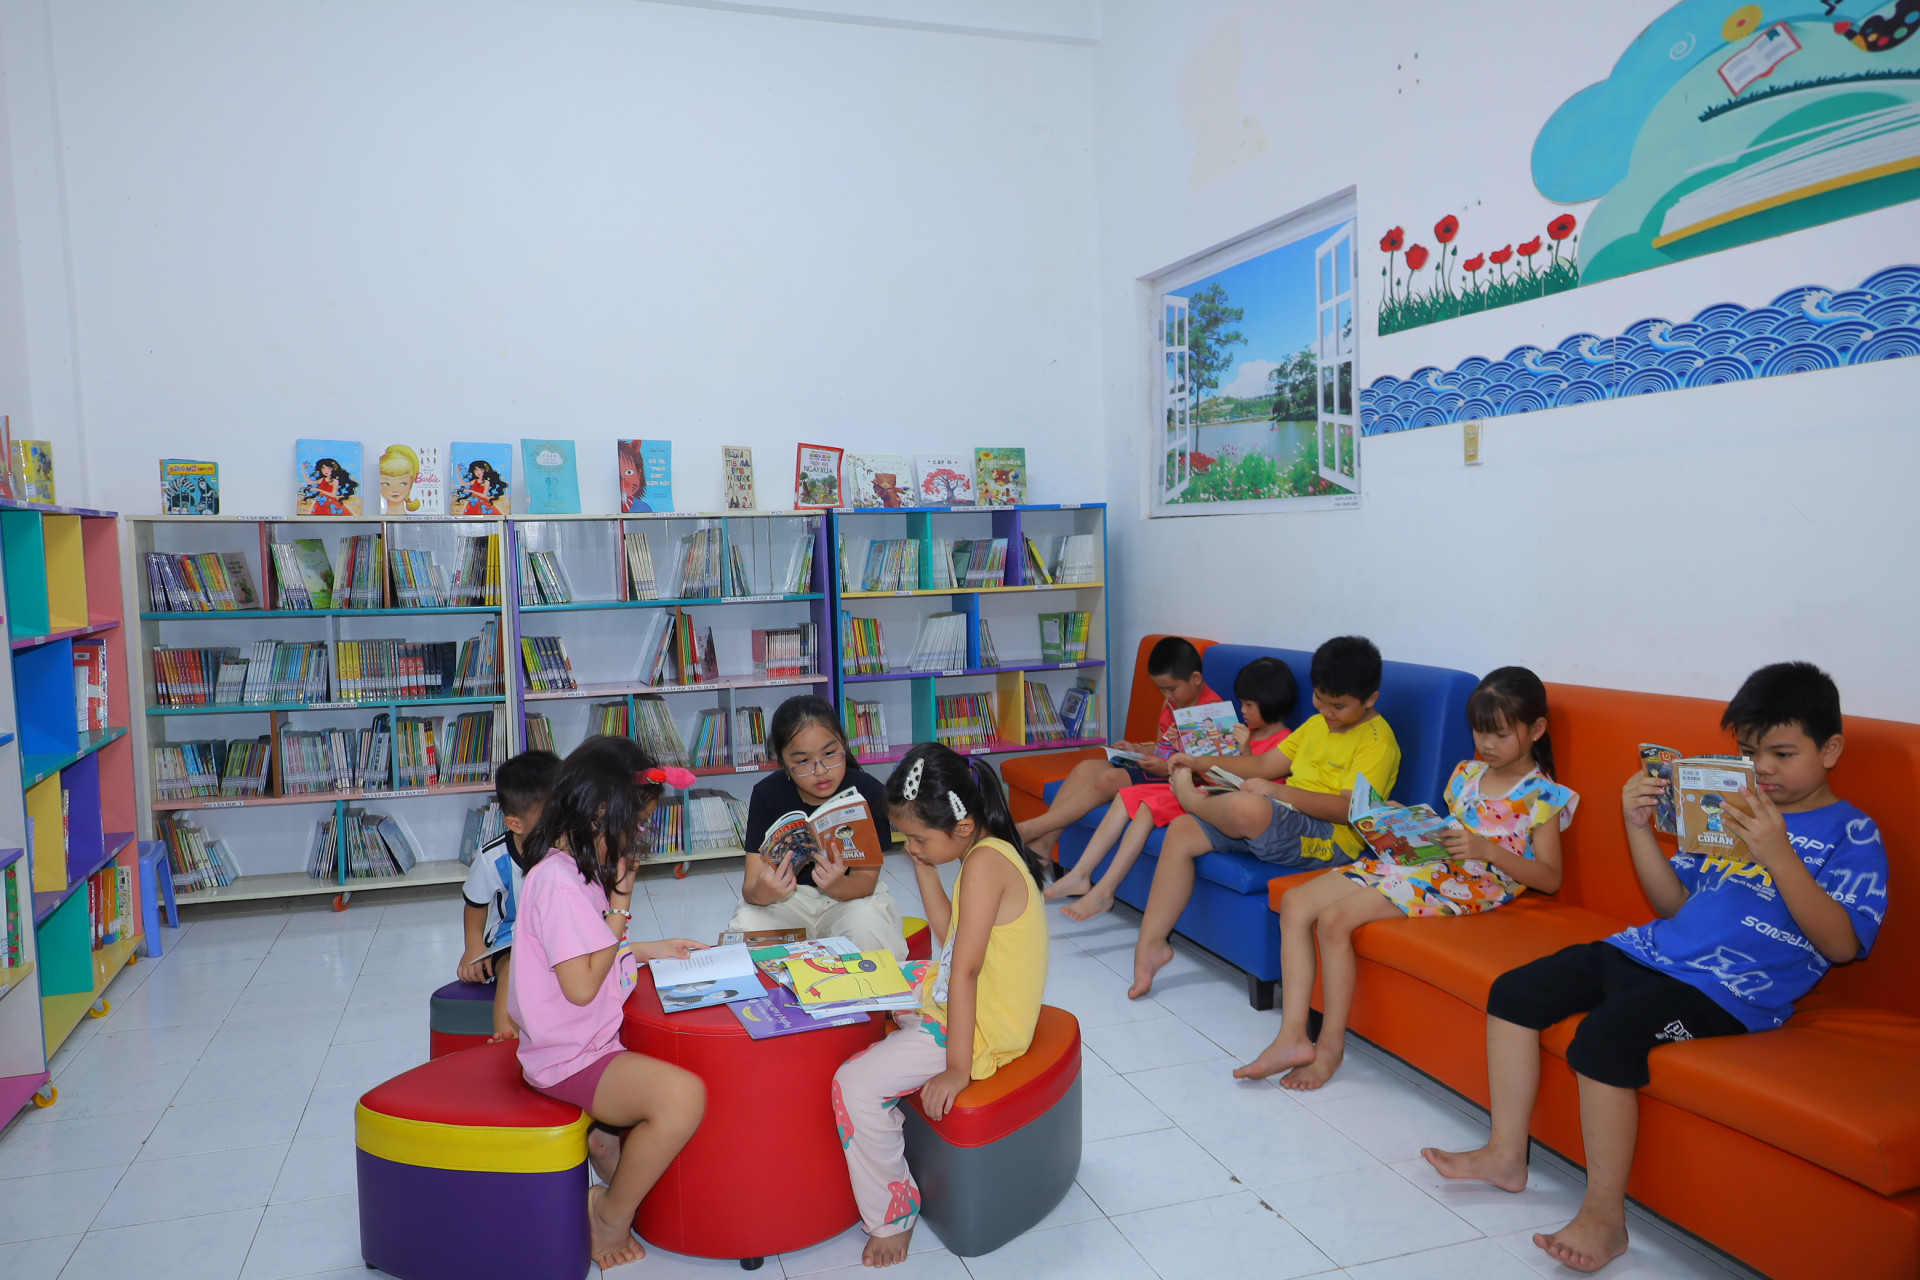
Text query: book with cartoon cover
759 786 884 872
1171 702 1241 756
731 983 868 1038
1671 755 1758 860
1348 773 1457 865
783 949 913 1006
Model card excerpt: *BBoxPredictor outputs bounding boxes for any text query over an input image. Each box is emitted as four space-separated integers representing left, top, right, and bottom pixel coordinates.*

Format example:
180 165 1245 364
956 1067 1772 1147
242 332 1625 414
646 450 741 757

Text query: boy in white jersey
457 749 559 1039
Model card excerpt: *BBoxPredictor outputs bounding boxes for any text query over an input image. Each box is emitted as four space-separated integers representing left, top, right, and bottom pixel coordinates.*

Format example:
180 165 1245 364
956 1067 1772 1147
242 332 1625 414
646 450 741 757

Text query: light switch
1463 420 1482 466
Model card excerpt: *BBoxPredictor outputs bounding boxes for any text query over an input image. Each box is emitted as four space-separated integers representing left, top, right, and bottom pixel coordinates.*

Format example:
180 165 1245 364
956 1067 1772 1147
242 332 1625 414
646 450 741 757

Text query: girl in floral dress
1233 667 1576 1091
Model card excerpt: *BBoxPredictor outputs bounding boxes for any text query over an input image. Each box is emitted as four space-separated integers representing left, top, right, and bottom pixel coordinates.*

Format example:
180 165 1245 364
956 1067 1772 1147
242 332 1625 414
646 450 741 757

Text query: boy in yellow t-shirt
1128 636 1400 999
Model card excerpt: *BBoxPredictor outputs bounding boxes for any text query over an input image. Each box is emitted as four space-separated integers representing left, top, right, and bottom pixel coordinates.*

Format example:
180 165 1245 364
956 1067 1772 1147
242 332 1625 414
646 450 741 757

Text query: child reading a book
1128 637 1400 999
834 744 1048 1267
457 748 560 1040
1424 662 1888 1273
727 695 907 959
1235 667 1576 1089
1016 636 1224 858
1047 656 1296 922
508 736 710 1270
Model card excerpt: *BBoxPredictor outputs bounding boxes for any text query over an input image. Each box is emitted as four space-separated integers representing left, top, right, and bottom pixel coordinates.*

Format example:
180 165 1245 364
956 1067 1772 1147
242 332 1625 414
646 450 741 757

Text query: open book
1348 773 1457 865
784 949 915 1010
648 942 763 1013
1104 746 1150 766
1642 749 1758 860
761 787 885 872
1171 703 1241 756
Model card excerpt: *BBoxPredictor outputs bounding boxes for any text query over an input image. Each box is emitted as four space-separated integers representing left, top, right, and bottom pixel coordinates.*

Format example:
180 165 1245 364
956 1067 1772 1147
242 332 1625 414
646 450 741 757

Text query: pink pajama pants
831 1014 950 1237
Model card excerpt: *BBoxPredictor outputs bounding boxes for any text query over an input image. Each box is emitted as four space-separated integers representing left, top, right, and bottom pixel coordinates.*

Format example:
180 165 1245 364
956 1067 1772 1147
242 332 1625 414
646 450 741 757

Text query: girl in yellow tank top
830 743 1050 1267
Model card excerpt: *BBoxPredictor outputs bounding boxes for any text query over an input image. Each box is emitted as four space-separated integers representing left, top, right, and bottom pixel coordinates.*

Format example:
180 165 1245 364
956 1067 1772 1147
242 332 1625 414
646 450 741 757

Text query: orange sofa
1269 682 1920 1280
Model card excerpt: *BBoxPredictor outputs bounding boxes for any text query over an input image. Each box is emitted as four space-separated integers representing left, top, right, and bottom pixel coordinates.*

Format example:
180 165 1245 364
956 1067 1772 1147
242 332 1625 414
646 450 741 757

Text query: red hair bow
639 766 697 789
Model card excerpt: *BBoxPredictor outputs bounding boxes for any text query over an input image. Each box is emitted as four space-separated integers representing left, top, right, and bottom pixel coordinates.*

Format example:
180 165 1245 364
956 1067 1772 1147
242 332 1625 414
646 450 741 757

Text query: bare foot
587 1127 621 1186
1233 1032 1315 1080
1421 1144 1528 1193
1279 1044 1345 1091
1029 829 1059 858
1044 870 1093 901
1128 940 1173 998
1061 887 1115 922
587 1185 646 1269
863 1227 913 1267
1534 1211 1629 1273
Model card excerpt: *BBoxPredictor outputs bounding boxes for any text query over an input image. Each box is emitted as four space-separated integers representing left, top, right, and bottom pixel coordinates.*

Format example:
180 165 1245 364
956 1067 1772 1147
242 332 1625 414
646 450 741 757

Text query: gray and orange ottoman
901 1004 1082 1256
428 979 497 1059
356 1038 592 1280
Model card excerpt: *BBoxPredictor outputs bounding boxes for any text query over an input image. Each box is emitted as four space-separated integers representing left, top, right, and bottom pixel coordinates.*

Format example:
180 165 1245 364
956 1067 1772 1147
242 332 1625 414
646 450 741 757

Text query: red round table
621 977 884 1269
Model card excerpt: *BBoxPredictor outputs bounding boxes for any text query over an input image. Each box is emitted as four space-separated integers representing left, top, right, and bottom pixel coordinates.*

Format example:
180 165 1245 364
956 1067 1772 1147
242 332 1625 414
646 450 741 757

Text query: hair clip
947 791 968 821
639 766 697 790
901 758 925 800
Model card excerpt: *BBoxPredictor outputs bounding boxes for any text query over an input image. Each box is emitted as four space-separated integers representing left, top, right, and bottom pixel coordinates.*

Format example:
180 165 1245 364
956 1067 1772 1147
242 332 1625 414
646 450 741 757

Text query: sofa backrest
1119 634 1218 744
1201 644 1478 813
1545 682 1915 1018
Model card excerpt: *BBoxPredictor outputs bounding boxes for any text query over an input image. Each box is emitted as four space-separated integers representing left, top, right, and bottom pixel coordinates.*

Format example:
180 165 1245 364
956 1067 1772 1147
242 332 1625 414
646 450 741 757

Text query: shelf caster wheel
87 998 111 1019
31 1083 56 1108
333 893 351 912
740 1260 764 1272
127 952 138 965
674 862 690 879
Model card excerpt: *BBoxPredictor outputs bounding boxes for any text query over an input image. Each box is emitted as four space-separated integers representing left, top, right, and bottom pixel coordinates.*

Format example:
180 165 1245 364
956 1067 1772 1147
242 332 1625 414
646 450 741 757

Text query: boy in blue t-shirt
456 749 559 1039
1423 662 1888 1274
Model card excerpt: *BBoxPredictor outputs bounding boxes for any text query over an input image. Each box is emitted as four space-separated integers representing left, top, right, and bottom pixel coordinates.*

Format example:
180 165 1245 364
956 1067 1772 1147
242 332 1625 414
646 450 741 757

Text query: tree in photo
920 467 970 505
1267 347 1318 422
1177 283 1247 399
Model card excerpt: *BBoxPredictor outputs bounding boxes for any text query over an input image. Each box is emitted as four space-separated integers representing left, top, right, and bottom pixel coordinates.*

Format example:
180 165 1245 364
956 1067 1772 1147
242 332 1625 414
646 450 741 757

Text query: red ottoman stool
355 1038 591 1280
901 1005 1082 1256
621 974 883 1268
429 979 496 1059
903 915 932 962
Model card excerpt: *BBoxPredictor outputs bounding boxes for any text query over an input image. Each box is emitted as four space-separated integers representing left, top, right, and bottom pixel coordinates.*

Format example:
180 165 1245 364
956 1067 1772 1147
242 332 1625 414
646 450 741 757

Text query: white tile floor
0 854 1765 1280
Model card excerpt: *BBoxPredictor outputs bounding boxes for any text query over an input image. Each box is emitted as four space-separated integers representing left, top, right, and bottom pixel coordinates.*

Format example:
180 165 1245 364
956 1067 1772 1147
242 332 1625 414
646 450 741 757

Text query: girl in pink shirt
508 735 708 1271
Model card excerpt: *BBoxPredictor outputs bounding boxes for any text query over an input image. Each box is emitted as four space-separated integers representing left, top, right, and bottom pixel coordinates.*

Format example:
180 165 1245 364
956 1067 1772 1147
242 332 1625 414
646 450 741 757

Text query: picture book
794 443 844 509
847 453 912 508
783 949 913 1006
1671 755 1758 860
913 454 974 506
12 439 55 505
1638 743 1682 834
760 786 884 872
618 439 675 513
288 537 337 608
973 447 1027 505
1172 702 1241 756
649 942 763 1013
294 439 362 516
0 415 13 499
1204 766 1246 790
1104 746 1150 766
1348 773 1457 865
722 445 756 510
520 439 581 514
376 443 444 515
160 459 220 515
731 983 868 1038
450 442 512 516
222 553 261 609
746 936 860 987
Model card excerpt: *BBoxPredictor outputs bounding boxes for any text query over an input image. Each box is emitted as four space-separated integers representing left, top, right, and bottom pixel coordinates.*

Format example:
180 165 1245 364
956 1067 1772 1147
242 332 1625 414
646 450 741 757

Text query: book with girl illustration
295 440 363 516
449 442 513 516
1639 744 1757 859
1347 773 1457 865
759 787 885 871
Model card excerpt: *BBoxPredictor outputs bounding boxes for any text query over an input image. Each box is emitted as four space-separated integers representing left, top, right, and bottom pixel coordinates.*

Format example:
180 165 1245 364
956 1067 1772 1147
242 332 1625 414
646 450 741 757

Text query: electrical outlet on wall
1463 420 1482 466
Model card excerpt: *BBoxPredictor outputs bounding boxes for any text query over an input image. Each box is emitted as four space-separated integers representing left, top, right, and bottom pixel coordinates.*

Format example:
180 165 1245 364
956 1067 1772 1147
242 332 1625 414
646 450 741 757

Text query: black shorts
1486 941 1746 1089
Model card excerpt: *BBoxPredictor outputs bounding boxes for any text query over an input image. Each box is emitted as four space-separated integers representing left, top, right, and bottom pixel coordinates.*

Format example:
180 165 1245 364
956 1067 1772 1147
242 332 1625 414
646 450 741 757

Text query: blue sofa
1048 644 1478 1007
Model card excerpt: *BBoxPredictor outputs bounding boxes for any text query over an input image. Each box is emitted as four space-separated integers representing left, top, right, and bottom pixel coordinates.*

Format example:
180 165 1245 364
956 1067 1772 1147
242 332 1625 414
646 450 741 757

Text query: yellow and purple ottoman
356 1038 592 1280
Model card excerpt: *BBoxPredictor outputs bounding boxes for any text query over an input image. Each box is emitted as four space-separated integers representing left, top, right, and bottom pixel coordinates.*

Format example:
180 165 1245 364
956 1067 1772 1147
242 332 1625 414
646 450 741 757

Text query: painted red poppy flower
1434 215 1460 244
1463 254 1486 272
1379 227 1405 253
1405 244 1431 270
1548 213 1578 241
1489 245 1513 265
1518 236 1543 255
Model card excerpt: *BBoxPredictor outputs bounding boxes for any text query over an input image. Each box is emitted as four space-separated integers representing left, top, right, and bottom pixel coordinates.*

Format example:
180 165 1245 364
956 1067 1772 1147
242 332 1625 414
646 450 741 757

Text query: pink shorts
533 1049 624 1117
1118 783 1184 827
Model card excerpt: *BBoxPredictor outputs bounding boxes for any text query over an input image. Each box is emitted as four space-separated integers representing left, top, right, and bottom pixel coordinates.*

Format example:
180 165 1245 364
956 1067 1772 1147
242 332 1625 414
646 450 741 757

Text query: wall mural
1361 265 1920 434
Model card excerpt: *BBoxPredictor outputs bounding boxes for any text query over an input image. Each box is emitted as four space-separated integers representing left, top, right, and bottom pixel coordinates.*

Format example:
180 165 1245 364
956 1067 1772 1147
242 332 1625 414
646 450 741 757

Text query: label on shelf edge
388 788 428 798
733 764 760 773
892 590 913 597
202 800 244 808
941 669 964 677
1058 662 1077 668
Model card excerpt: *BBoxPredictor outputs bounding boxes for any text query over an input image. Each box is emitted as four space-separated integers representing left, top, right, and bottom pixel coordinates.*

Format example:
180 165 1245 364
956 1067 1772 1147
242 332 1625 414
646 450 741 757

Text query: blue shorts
1193 798 1338 868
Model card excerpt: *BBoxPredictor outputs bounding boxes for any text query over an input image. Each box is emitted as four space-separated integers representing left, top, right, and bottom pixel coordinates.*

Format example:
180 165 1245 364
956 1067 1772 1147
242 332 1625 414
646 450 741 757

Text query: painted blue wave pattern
1360 267 1920 436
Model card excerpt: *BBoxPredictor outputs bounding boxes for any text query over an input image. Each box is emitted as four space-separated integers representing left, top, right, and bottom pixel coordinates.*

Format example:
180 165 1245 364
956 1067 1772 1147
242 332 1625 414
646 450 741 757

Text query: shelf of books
0 500 142 1125
830 504 1108 766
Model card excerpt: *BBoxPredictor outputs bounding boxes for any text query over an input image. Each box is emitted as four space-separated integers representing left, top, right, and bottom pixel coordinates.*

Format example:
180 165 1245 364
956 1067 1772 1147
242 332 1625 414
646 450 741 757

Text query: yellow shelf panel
25 776 64 894
40 936 139 1053
41 514 88 631
0 962 36 1003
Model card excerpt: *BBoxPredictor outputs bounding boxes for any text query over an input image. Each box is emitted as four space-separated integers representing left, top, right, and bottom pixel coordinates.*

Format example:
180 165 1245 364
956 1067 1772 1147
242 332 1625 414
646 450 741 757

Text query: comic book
759 787 884 872
160 459 220 514
783 949 913 1007
1670 755 1758 860
1348 773 1456 865
1171 702 1241 756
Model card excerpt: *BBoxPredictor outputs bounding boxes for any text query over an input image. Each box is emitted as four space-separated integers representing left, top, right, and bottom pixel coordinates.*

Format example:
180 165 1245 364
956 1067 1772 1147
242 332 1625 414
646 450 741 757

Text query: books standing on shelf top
295 439 362 516
974 448 1027 506
307 808 424 881
847 454 912 508
671 526 734 598
521 440 581 515
618 440 674 514
328 534 389 609
377 443 445 515
11 439 54 504
761 786 885 873
650 942 762 1013
1643 750 1759 860
160 459 220 515
450 442 513 516
143 552 260 612
908 612 967 671
723 445 756 510
794 444 844 510
625 529 661 600
1172 702 1241 756
1039 612 1090 663
519 635 579 692
913 455 973 506
1348 773 1457 866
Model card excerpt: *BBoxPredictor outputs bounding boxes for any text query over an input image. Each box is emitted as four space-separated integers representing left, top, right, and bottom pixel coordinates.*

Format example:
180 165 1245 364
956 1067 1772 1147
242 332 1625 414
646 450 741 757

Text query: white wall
40 0 1099 515
1094 0 1920 723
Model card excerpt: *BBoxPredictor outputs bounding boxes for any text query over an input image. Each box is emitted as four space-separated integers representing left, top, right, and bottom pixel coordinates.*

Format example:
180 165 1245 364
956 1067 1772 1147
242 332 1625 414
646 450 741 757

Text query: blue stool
136 840 179 958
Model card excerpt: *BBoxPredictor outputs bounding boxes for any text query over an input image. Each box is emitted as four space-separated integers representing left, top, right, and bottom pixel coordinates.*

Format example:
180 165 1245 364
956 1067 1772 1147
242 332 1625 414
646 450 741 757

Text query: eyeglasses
786 749 845 778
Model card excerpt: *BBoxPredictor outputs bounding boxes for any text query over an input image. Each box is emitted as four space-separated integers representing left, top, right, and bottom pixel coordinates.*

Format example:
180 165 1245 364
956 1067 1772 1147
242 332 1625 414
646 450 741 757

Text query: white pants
726 880 907 960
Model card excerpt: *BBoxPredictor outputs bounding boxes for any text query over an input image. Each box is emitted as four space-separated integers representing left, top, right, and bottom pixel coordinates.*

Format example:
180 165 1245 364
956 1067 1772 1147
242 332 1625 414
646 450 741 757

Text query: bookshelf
830 503 1109 764
0 500 141 1125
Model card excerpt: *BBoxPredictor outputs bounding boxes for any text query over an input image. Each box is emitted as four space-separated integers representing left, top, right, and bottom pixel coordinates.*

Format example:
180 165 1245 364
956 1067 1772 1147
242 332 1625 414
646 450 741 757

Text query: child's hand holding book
1720 785 1787 871
1621 771 1668 831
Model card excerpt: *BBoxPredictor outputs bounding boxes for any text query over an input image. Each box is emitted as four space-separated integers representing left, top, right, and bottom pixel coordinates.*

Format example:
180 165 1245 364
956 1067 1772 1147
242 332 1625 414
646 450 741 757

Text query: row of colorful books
1023 682 1067 744
846 699 889 757
261 532 504 610
458 801 506 865
306 808 423 880
391 542 501 609
142 551 261 612
669 528 748 598
646 790 748 858
636 609 719 687
338 629 504 702
160 815 241 890
625 531 662 600
952 538 1009 588
74 638 110 733
152 737 273 800
858 538 920 592
1039 612 1092 663
151 641 330 708
88 865 135 949
518 549 576 606
752 625 817 679
631 695 687 767
843 614 888 676
280 722 392 794
520 635 579 692
934 693 1000 749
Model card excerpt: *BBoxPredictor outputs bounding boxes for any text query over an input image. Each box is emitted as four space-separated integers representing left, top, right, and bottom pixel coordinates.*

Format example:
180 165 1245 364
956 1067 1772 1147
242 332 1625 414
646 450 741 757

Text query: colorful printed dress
1341 761 1577 917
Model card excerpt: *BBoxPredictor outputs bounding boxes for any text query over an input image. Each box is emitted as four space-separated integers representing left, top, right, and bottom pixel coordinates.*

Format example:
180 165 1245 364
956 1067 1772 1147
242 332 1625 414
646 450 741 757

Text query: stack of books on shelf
859 539 920 592
935 693 999 749
88 865 134 949
753 625 817 678
152 737 272 800
161 815 241 890
1039 612 1091 662
846 700 888 756
908 612 967 671
591 700 630 738
390 547 459 608
459 801 505 865
153 641 331 707
452 532 505 606
268 539 337 609
635 611 717 687
335 534 389 608
307 808 422 881
928 539 957 590
777 536 816 594
671 527 729 599
443 709 502 785
142 551 260 612
979 621 1001 668
518 549 576 606
632 695 689 766
395 715 446 787
456 621 506 696
520 635 579 692
1060 678 1100 739
689 707 730 767
523 713 556 754
1023 682 1068 743
842 616 888 675
74 638 110 731
647 790 748 857
625 530 661 601
953 538 1008 588
281 719 392 794
735 705 767 763
1021 536 1054 585
338 639 462 703
1051 534 1098 583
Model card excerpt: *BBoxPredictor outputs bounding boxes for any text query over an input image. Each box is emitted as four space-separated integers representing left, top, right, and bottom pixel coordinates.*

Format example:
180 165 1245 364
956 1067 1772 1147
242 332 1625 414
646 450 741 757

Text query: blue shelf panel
22 727 128 790
140 606 501 620
842 660 1106 684
0 497 116 518
518 593 825 613
0 733 13 748
11 619 120 653
146 695 508 717
31 830 136 925
0 846 23 873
